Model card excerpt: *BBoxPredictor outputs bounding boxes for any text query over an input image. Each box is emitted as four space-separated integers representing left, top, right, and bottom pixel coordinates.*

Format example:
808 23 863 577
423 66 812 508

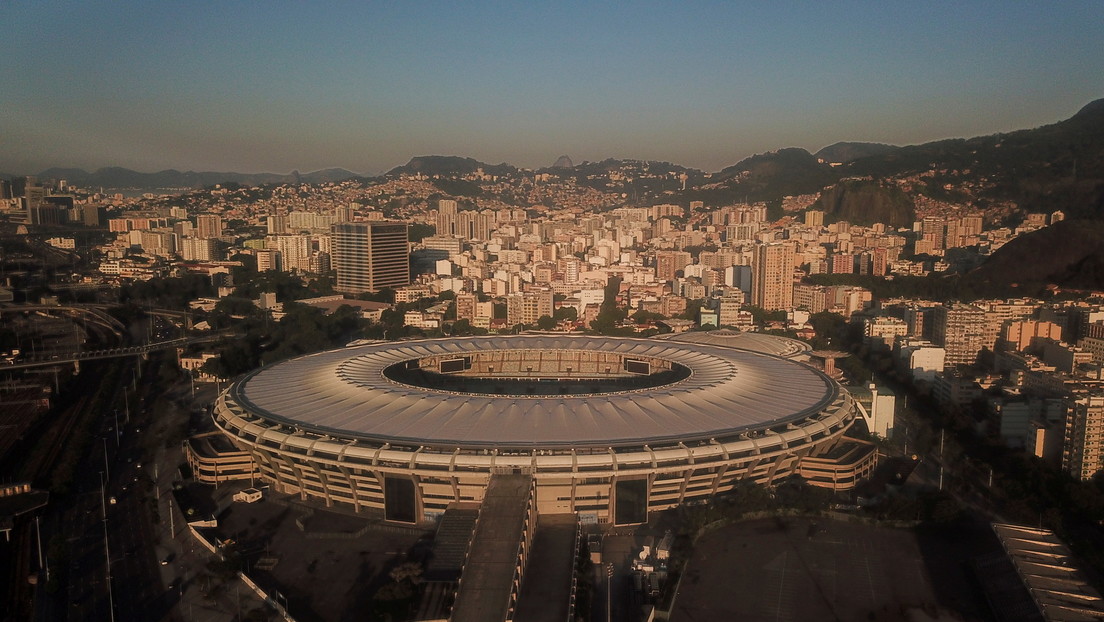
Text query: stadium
201 334 874 525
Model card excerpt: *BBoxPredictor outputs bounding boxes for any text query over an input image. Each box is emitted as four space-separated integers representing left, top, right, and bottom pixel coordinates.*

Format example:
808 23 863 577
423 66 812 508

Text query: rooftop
992 523 1104 622
228 335 839 449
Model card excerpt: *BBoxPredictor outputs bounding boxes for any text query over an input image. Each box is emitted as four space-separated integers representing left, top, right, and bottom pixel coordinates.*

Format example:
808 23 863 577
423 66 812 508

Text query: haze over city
7 3 1104 622
3 1 1103 175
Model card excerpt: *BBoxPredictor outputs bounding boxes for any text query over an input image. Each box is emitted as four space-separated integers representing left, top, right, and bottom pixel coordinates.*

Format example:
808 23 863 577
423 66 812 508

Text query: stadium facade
199 335 874 525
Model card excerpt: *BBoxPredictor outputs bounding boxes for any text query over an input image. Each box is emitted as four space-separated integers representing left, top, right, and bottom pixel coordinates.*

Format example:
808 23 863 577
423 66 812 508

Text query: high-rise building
1002 320 1064 352
266 214 288 235
333 204 356 223
718 296 745 327
932 304 987 367
273 235 313 273
725 265 753 301
19 177 45 224
830 252 854 274
920 217 946 251
181 237 220 262
456 294 478 322
458 210 493 241
255 249 281 272
309 251 331 274
289 210 334 232
753 243 795 311
655 250 692 282
196 214 223 238
871 247 888 276
332 222 410 293
506 289 554 327
1063 393 1104 481
436 199 458 237
82 204 106 227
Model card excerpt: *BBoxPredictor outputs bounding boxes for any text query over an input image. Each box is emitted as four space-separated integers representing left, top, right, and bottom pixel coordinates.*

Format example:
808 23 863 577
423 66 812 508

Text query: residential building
753 243 795 311
196 214 224 238
1063 393 1104 481
506 289 553 327
933 304 988 367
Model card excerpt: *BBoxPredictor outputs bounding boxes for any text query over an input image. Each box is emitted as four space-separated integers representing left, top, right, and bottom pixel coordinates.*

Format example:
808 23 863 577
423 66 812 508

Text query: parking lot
213 493 432 622
669 516 998 622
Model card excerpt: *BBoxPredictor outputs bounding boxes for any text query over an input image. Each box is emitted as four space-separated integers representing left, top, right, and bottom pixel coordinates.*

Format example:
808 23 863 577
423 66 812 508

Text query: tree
631 309 665 324
553 306 578 322
409 223 435 242
374 561 423 601
681 299 705 321
536 315 556 330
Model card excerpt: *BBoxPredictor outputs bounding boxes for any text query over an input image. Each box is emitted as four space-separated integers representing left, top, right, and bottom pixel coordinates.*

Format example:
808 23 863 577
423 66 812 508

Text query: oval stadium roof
227 335 837 449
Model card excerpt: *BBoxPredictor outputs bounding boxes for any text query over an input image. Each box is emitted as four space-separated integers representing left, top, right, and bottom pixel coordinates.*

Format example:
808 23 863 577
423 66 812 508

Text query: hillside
812 179 915 227
7 96 1104 220
681 148 838 206
385 156 516 178
814 142 899 164
30 166 360 189
965 219 1104 291
843 98 1104 219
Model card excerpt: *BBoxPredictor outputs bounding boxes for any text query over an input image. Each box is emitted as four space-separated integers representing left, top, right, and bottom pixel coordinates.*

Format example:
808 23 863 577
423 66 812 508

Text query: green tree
553 306 578 322
409 223 435 242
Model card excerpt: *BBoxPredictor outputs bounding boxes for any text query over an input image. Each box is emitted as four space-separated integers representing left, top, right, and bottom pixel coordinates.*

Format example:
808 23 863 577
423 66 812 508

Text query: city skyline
3 2 1103 176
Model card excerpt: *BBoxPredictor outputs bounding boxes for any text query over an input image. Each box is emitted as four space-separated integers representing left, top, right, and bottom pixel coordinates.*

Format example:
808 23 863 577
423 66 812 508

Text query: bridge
1 334 227 371
0 303 128 337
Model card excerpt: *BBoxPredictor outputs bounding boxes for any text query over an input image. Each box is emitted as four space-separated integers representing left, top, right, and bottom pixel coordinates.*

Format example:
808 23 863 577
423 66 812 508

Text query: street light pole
35 515 47 583
606 562 613 622
938 430 945 492
99 472 116 622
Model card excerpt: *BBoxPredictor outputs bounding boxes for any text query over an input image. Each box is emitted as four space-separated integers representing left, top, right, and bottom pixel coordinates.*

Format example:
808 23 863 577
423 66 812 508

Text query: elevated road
0 303 128 336
2 334 227 371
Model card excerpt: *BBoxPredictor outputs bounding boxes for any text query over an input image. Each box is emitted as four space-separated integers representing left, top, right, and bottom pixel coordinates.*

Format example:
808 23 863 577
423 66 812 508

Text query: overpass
1 334 227 371
0 303 128 337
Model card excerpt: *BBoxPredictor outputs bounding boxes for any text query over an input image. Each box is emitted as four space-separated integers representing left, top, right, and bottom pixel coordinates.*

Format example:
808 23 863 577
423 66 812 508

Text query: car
108 496 117 505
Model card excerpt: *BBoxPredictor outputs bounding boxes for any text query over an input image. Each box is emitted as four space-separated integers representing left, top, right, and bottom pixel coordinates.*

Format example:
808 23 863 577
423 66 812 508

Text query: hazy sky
3 2 1102 175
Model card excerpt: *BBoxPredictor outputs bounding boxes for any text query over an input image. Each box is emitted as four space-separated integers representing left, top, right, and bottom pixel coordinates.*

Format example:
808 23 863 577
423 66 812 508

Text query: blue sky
2 2 1102 175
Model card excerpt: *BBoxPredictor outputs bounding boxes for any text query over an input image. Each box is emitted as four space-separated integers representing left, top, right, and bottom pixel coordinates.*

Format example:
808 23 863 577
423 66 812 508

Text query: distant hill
814 142 898 164
9 96 1104 220
28 166 361 189
564 158 699 176
812 179 915 227
843 98 1104 219
965 219 1104 290
692 148 838 203
386 156 516 178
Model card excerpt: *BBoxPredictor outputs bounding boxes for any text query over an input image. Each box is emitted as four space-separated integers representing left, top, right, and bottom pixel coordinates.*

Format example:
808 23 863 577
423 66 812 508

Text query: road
28 353 184 621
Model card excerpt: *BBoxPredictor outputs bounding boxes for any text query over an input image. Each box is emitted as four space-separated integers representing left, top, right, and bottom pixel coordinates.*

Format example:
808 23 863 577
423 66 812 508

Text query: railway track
16 392 91 488
2 360 125 621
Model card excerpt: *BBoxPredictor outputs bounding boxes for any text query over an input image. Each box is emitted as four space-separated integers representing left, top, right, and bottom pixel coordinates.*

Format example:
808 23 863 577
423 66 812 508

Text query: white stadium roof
228 335 838 449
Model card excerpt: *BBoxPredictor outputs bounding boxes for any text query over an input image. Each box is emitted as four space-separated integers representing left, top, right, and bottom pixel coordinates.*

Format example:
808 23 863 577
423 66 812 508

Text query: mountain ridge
16 166 363 189
4 98 1102 218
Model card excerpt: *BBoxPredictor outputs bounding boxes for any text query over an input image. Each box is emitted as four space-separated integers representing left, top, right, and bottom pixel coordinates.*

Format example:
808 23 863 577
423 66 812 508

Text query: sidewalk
150 382 270 622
